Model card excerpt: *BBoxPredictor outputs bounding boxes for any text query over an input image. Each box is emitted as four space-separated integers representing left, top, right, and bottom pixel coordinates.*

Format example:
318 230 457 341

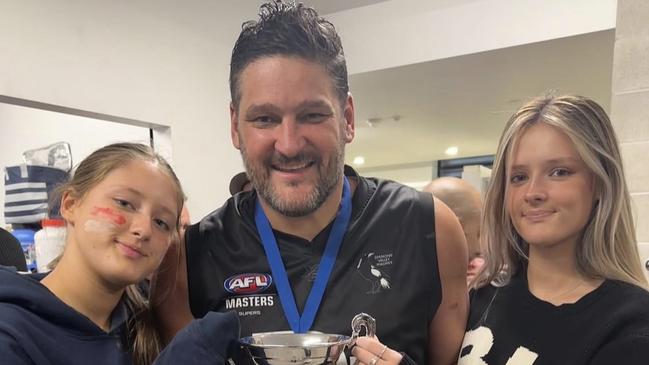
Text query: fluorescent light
445 146 459 156
353 156 365 166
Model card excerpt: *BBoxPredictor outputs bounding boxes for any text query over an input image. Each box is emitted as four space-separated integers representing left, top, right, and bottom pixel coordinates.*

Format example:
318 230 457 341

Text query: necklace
544 280 585 304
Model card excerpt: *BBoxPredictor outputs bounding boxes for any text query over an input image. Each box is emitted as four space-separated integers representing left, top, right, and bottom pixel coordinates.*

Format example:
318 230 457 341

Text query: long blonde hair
55 143 185 365
474 95 647 290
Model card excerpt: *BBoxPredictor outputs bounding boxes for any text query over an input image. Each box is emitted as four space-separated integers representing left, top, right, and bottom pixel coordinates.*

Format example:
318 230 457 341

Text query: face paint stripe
84 219 116 233
92 206 127 225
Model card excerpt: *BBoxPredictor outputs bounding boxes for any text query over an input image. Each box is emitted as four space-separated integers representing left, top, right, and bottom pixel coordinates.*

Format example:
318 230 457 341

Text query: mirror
0 95 170 228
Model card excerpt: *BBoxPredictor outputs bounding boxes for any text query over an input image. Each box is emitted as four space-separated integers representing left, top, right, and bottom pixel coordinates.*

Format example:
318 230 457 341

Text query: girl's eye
509 173 527 184
114 199 134 210
550 168 572 177
154 218 170 231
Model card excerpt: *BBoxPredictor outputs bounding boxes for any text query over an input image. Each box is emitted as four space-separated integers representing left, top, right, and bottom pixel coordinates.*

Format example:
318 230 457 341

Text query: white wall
0 0 618 222
462 165 492 198
0 103 151 227
329 0 617 74
0 0 259 222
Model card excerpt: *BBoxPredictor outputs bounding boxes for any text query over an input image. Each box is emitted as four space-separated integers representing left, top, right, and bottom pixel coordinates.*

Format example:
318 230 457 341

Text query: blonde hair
474 95 647 290
55 143 185 365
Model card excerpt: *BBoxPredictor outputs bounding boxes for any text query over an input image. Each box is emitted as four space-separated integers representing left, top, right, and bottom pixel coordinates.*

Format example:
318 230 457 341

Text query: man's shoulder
359 174 417 191
193 192 255 234
358 175 427 204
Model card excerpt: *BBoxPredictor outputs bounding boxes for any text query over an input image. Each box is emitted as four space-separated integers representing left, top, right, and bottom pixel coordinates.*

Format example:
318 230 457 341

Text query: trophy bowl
240 331 351 365
239 313 376 365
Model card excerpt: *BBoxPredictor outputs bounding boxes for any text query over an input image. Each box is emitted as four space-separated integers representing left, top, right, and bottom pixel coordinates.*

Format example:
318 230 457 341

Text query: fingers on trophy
352 336 402 365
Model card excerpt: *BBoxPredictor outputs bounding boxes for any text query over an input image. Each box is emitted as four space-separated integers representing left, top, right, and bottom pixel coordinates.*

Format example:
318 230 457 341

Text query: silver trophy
240 313 376 365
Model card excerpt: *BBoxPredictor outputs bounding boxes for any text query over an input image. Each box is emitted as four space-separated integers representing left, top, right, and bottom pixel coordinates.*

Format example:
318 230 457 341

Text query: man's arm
428 197 469 365
150 231 194 344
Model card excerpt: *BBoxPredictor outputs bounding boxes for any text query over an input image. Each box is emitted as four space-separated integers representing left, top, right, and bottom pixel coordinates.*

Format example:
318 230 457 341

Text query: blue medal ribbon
254 177 352 333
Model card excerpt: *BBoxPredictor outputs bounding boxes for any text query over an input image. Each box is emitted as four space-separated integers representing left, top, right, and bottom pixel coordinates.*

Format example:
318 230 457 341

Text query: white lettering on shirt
458 326 538 365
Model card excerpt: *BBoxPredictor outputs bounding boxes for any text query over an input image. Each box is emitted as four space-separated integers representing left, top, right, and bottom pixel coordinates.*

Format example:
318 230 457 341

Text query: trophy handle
350 312 376 339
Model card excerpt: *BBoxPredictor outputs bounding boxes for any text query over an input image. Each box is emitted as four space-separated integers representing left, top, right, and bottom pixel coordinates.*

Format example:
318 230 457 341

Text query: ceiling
296 0 484 15
294 0 390 15
345 30 615 169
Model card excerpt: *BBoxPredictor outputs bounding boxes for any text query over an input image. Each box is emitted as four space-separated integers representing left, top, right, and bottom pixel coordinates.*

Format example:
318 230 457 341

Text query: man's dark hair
230 0 349 110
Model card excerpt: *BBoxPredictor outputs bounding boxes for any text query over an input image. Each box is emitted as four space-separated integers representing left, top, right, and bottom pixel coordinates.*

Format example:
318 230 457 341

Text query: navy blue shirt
0 266 239 365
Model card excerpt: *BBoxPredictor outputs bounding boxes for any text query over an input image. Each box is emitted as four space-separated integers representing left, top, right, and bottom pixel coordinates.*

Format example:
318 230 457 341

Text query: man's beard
240 140 345 218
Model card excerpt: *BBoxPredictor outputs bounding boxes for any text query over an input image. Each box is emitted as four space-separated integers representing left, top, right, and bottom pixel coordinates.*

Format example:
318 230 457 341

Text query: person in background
0 143 239 365
459 95 649 364
423 177 484 285
179 206 191 234
228 171 252 196
0 227 28 272
153 1 468 365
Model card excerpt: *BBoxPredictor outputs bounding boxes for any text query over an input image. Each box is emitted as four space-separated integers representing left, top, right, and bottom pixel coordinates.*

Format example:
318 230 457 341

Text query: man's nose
274 118 306 157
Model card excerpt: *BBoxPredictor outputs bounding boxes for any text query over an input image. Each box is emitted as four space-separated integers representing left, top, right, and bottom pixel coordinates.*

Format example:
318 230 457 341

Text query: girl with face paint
0 143 239 365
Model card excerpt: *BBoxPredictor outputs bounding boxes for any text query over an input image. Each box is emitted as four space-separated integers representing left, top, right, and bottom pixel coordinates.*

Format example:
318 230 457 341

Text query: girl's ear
60 190 78 224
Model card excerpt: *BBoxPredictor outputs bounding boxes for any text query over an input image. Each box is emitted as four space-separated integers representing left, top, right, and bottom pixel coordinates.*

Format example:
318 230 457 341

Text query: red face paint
91 207 127 225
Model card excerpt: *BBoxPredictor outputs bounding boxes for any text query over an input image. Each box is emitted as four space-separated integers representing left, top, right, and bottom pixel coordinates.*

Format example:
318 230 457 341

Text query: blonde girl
459 95 649 365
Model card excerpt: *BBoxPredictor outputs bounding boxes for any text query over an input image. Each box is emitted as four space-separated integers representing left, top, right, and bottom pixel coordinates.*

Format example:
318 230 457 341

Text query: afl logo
224 273 273 294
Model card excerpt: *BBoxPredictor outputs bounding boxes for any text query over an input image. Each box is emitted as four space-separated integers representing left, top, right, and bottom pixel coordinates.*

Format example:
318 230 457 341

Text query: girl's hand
352 337 403 365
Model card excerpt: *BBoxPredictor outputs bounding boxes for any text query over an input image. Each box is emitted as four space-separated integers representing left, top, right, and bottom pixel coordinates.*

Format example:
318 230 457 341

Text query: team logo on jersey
224 273 273 294
304 264 319 282
356 252 393 294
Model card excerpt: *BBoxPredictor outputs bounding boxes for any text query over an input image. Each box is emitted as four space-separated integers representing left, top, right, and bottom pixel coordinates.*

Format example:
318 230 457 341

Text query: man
154 2 468 364
228 171 252 195
424 177 484 285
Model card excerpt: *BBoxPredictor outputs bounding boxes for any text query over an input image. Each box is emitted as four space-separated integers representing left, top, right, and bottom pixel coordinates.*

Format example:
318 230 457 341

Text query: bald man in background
424 177 484 285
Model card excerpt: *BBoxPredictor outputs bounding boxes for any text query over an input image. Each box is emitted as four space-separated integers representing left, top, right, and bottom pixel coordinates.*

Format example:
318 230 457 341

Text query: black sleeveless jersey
186 175 441 365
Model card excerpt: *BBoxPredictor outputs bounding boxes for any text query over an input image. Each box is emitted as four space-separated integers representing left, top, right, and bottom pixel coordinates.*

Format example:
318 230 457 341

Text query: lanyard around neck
254 176 352 333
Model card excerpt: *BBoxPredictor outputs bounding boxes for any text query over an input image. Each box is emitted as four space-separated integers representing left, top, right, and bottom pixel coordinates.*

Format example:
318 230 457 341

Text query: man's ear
60 190 78 224
343 93 355 143
230 102 241 150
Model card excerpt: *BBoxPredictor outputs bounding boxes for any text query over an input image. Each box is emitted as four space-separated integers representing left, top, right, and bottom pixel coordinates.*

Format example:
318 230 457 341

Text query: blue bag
4 165 69 224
